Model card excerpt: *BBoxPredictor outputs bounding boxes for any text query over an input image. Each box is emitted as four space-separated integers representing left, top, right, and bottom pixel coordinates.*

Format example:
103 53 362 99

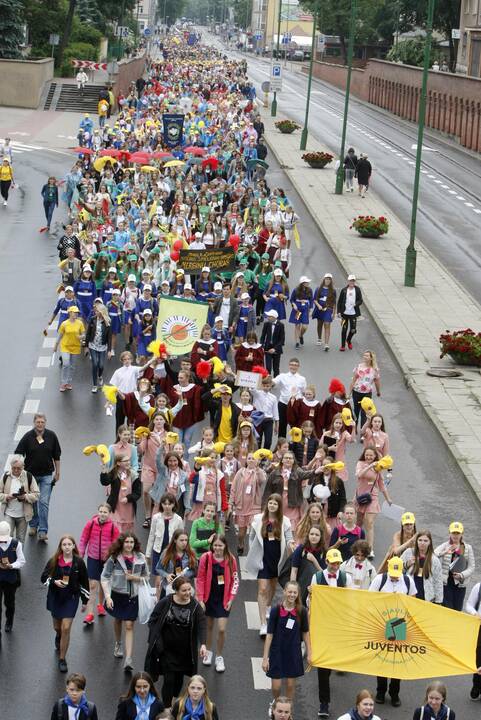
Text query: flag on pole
293 224 301 249
309 586 480 679
156 297 208 356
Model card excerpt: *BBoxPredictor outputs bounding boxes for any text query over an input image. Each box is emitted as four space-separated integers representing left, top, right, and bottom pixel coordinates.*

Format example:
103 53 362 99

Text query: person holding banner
336 689 382 720
400 530 443 603
369 556 417 707
466 579 481 700
434 521 475 611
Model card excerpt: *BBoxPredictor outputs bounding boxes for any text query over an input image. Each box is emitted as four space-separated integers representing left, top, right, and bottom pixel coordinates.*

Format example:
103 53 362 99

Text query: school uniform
266 603 309 679
74 278 96 319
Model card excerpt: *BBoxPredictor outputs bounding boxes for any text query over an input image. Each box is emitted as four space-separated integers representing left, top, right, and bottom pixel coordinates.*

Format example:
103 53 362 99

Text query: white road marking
441 185 449 189
251 657 271 690
14 425 31 442
42 336 56 349
427 175 436 179
448 190 457 194
23 398 40 414
238 556 257 580
37 356 51 368
456 196 466 200
464 202 474 207
245 601 261 630
31 377 47 390
472 208 481 214
434 180 443 184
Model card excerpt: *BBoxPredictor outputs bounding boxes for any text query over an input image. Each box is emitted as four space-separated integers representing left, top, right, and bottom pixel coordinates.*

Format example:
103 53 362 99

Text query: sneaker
65 384 73 390
348 342 353 350
59 384 67 392
295 342 299 348
470 687 480 700
114 642 124 658
3 200 7 206
58 659 68 673
300 336 304 345
98 376 104 386
259 623 267 637
38 532 48 542
202 649 213 666
390 697 401 707
123 656 133 672
97 603 106 617
28 527 37 537
324 345 329 352
215 655 225 672
316 339 322 345
375 693 385 704
91 386 98 393
339 346 346 352
5 620 13 632
318 702 330 718
83 613 95 625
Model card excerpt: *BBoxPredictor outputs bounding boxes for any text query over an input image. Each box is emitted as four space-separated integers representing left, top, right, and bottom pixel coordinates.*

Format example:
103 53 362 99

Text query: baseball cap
108 267 117 273
184 282 192 290
388 557 403 578
326 548 343 564
127 274 136 282
401 512 416 526
143 284 152 290
214 281 222 290
347 274 356 281
142 308 153 315
67 306 80 313
241 292 250 300
65 286 74 292
299 276 311 284
449 521 464 534
0 521 11 542
266 309 278 318
112 289 121 295
323 273 333 279
274 268 283 276
214 315 223 323
83 264 92 272
201 266 210 273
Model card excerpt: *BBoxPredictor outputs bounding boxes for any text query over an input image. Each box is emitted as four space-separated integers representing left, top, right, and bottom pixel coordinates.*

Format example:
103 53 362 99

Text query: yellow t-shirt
217 405 233 443
58 319 84 354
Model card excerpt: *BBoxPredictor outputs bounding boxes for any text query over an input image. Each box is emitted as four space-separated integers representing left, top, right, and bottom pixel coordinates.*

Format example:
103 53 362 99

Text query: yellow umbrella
141 165 158 172
93 156 116 172
164 159 185 168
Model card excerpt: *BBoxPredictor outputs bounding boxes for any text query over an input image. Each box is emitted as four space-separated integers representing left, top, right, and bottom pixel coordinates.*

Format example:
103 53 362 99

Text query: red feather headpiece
328 378 345 395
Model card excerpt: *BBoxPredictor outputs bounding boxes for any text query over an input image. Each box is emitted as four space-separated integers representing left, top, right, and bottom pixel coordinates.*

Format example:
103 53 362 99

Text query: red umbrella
202 156 219 170
99 148 122 158
184 146 206 156
72 146 94 154
152 151 173 159
130 152 151 163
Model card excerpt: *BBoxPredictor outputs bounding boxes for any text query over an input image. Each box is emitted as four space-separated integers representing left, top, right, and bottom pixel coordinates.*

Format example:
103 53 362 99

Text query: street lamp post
271 0 282 117
334 0 358 195
404 0 436 287
300 0 319 150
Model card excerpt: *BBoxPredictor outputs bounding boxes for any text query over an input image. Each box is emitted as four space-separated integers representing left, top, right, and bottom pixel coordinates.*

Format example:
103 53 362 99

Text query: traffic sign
116 26 129 38
451 28 460 40
261 80 271 93
271 62 282 92
317 33 326 52
49 34 60 46
144 27 152 36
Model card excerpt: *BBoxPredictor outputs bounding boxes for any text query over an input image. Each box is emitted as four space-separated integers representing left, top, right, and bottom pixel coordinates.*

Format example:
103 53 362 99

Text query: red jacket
196 551 239 609
78 515 120 562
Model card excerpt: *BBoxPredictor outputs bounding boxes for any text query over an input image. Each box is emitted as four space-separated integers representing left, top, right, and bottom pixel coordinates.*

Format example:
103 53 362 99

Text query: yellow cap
401 512 416 526
326 548 343 564
388 557 404 578
449 521 464 534
67 305 80 313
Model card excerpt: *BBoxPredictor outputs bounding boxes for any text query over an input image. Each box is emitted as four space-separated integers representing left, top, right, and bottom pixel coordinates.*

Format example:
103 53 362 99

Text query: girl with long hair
145 493 184 597
157 529 197 596
295 502 331 546
196 534 239 673
355 445 393 552
348 350 381 430
138 412 168 527
320 413 354 481
289 525 326 603
41 535 89 673
361 413 390 456
289 277 313 348
229 452 266 554
435 521 475 610
412 682 456 720
115 671 164 720
84 301 112 393
171 675 219 720
401 530 443 603
312 273 337 350
100 455 141 533
233 420 258 466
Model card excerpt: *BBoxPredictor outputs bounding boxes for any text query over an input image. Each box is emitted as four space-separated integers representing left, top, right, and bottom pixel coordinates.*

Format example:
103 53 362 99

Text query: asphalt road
220 40 481 307
1 89 481 719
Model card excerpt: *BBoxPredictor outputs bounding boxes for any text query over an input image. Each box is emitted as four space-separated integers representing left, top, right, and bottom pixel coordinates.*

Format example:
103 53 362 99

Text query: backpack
57 699 95 720
1 470 34 490
379 572 410 593
315 569 347 587
419 707 450 720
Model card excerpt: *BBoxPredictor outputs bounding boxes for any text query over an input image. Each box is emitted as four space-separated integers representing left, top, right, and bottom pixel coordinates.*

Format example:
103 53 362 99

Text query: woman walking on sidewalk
343 148 358 193
41 176 59 231
349 350 381 430
312 274 336 350
0 157 14 206
356 153 372 198
54 305 84 392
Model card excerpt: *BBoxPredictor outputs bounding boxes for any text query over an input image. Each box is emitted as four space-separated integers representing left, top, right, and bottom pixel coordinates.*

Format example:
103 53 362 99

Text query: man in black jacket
336 275 363 351
260 309 285 377
212 284 240 337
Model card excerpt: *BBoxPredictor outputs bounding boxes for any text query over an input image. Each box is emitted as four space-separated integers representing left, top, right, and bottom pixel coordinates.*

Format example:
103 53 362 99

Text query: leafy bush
386 38 443 68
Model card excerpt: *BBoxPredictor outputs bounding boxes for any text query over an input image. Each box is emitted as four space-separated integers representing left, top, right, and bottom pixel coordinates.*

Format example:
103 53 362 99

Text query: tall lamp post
271 0 282 116
300 0 320 150
404 0 436 287
334 0 358 194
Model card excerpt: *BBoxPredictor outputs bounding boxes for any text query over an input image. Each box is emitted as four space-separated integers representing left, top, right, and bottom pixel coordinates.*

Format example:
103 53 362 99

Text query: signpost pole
271 0 282 117
300 0 319 151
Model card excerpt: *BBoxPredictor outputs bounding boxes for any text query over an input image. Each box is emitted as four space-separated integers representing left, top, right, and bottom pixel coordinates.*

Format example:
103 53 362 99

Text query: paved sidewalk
261 109 481 501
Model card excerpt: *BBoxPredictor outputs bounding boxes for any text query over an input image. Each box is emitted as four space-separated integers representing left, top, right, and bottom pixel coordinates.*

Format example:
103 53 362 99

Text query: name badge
175 566 182 575
268 533 275 541
37 436 44 444
354 578 361 587
245 485 252 495
180 484 186 493
217 574 225 585
286 618 295 630
309 409 315 417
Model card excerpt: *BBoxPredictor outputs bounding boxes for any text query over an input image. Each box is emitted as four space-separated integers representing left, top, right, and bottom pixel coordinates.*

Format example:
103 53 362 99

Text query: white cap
299 275 311 284
83 264 92 272
274 268 283 276
65 286 74 292
127 274 137 282
241 292 250 300
142 308 153 315
195 232 202 238
266 309 278 318
214 281 222 290
142 268 151 275
108 266 117 273
184 282 192 290
112 288 121 295
161 279 170 285
323 273 333 279
347 274 356 281
143 283 152 290
0 521 11 542
201 266 210 273
214 315 224 323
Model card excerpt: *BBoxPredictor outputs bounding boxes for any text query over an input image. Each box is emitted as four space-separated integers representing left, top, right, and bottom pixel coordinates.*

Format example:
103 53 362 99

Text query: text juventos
363 642 427 654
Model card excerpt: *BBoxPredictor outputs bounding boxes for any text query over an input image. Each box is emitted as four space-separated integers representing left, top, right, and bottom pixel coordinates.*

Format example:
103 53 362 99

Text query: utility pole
334 0 358 195
300 0 319 150
271 0 282 116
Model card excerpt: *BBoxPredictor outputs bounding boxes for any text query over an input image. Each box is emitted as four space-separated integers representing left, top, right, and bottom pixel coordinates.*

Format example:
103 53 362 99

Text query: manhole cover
426 369 463 378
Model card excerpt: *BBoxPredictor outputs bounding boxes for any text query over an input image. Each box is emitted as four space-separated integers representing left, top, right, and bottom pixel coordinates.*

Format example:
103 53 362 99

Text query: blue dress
53 298 76 329
74 279 96 320
102 282 115 305
46 563 79 619
264 282 287 321
266 604 308 679
107 300 123 335
205 561 230 619
134 297 158 336
213 329 231 361
235 304 252 338
257 523 281 579
288 290 312 325
137 322 156 357
312 286 333 323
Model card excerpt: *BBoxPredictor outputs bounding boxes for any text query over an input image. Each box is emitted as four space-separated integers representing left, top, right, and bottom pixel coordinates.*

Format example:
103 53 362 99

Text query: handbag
356 474 379 506
138 580 157 624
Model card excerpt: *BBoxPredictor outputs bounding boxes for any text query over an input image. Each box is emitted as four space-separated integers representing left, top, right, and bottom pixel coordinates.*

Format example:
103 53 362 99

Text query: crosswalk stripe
251 657 271 690
11 141 43 151
14 425 31 442
238 556 257 580
245 600 261 630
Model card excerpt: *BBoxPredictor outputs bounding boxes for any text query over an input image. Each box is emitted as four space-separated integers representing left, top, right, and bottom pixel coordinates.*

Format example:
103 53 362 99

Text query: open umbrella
187 157 203 165
202 156 219 171
247 158 269 170
72 146 94 155
141 165 158 172
130 152 151 163
152 151 173 159
184 146 206 156
164 159 185 168
93 156 116 172
99 148 122 158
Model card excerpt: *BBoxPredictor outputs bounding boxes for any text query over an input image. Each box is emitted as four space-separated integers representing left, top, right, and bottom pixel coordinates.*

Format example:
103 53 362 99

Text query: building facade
134 0 157 33
457 0 481 76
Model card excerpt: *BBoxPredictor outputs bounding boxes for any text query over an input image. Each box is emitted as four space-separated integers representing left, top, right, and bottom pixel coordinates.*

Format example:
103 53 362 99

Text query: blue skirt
288 304 310 325
105 590 139 621
47 589 80 619
312 306 333 322
110 316 122 334
87 557 104 581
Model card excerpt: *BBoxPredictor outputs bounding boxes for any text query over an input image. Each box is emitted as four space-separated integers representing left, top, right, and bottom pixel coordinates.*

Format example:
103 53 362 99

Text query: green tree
0 0 25 58
57 0 77 68
397 0 461 71
386 36 443 66
76 0 101 24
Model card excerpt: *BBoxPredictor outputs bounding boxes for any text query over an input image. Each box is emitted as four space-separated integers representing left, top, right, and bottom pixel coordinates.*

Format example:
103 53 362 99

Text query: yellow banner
156 297 208 356
310 586 480 679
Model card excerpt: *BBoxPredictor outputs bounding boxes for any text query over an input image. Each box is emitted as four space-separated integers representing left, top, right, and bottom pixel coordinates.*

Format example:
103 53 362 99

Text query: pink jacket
79 515 120 561
196 551 239 609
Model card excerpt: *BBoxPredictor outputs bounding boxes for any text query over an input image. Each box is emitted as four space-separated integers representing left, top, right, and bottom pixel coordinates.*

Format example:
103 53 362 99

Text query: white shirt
369 573 417 595
273 371 307 404
0 538 26 568
5 476 23 518
109 365 142 394
466 582 481 616
219 297 231 328
252 389 279 420
344 287 356 315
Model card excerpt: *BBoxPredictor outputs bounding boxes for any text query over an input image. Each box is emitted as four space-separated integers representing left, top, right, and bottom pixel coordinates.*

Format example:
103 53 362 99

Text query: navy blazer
115 698 164 720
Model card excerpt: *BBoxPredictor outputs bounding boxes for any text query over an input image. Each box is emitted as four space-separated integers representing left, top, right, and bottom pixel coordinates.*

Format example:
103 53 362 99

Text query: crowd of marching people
1 28 480 720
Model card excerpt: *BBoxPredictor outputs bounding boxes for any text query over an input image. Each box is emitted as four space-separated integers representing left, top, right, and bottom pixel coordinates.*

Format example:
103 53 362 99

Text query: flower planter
279 127 296 134
275 120 300 134
306 160 331 168
302 152 333 169
447 352 481 367
439 329 481 366
350 215 389 238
